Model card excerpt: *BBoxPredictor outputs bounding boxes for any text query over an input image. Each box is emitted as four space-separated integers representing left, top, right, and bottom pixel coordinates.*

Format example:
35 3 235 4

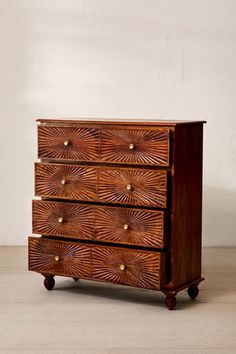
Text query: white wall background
0 0 235 246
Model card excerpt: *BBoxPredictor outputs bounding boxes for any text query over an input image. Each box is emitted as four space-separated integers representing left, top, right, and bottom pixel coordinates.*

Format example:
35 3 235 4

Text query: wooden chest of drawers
28 119 205 310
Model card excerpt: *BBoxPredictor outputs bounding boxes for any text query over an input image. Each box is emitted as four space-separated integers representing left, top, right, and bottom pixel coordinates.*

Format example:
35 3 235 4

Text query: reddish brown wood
38 125 99 161
35 163 167 208
98 167 167 208
169 124 203 288
32 200 94 240
35 163 97 201
163 291 177 310
37 118 206 126
100 128 170 166
28 237 91 278
32 200 165 248
91 246 162 290
28 119 205 310
95 206 165 248
29 236 165 290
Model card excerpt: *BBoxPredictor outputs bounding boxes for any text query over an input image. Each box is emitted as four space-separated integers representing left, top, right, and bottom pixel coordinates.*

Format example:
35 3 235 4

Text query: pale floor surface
0 247 235 354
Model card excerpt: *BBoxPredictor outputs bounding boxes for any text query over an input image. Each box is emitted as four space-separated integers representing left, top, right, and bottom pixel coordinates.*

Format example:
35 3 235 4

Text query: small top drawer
100 128 170 166
38 125 100 161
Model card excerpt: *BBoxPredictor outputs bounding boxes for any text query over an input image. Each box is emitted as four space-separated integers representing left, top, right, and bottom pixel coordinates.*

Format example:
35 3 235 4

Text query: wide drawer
100 128 170 166
38 125 170 167
38 125 100 161
28 237 165 290
32 200 165 248
35 163 167 208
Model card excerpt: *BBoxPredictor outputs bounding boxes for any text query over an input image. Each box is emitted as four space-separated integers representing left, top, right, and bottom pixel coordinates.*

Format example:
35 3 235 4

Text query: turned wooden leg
187 285 199 300
43 275 55 291
73 277 79 281
163 291 177 310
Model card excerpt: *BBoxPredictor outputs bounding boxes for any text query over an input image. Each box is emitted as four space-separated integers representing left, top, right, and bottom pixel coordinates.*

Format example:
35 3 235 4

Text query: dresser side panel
170 124 203 288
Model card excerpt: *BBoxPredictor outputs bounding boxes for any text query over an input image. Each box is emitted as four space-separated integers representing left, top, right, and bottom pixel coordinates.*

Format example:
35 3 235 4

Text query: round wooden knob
126 184 132 191
123 224 129 230
119 264 125 271
61 179 66 185
58 217 63 223
54 255 60 262
129 143 135 150
63 140 69 146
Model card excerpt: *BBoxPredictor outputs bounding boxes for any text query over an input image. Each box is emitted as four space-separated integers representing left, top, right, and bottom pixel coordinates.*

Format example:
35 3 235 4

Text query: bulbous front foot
164 292 177 310
73 277 79 281
44 276 55 291
187 286 199 300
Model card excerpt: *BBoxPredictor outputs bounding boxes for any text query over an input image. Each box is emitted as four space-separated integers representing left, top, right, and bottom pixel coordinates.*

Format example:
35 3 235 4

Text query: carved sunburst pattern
95 207 165 247
38 126 99 161
35 163 97 200
101 129 169 166
28 237 91 277
92 247 161 290
98 168 167 208
32 200 94 239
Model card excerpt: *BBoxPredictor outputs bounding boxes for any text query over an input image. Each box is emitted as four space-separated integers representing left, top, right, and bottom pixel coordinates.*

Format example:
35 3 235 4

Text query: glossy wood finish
100 128 169 166
37 118 206 126
35 163 167 208
95 205 165 248
91 246 162 290
32 200 94 240
29 118 205 310
38 125 99 161
168 124 203 288
35 163 97 201
98 167 167 208
33 200 165 248
29 237 91 278
29 236 164 290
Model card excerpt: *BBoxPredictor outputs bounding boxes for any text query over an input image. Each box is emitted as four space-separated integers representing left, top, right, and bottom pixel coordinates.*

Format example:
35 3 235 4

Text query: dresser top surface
37 118 206 126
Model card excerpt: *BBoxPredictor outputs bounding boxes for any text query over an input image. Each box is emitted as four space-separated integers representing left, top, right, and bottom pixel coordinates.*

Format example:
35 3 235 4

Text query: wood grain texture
100 128 169 166
35 163 167 208
28 237 91 277
35 163 97 200
91 246 162 290
95 206 165 248
32 200 165 248
38 125 99 161
98 168 167 208
168 124 203 288
37 118 206 126
32 200 94 240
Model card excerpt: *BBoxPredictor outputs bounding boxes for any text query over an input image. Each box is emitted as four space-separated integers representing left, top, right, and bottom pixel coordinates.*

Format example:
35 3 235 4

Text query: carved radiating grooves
98 168 167 208
38 126 99 161
95 207 164 247
29 237 91 277
35 163 97 200
92 247 161 290
101 129 169 166
33 200 94 239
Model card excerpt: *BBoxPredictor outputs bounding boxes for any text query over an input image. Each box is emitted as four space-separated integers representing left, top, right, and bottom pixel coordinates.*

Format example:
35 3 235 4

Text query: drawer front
35 163 97 201
32 200 165 248
95 206 165 248
29 237 165 289
28 237 91 277
100 128 170 166
32 200 94 240
35 163 167 208
91 246 163 290
38 125 99 161
98 168 167 208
